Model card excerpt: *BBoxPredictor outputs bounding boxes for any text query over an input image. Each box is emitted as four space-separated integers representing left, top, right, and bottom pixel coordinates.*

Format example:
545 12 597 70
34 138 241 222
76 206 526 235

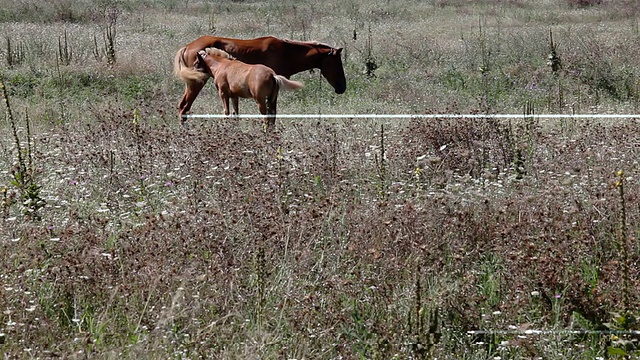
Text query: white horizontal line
468 329 640 335
183 113 640 119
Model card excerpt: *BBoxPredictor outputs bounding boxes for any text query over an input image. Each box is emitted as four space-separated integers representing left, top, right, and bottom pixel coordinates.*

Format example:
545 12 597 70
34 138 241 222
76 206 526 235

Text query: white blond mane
203 47 235 60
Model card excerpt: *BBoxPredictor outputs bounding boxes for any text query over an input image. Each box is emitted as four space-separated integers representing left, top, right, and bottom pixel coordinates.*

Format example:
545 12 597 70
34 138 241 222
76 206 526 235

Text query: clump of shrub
565 0 602 8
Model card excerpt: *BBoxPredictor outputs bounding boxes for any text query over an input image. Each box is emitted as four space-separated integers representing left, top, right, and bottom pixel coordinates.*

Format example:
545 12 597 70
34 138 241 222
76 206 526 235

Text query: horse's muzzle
335 85 346 94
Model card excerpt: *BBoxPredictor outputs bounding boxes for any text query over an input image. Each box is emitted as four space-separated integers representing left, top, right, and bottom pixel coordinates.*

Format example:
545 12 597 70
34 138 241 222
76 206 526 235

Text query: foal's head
194 48 235 72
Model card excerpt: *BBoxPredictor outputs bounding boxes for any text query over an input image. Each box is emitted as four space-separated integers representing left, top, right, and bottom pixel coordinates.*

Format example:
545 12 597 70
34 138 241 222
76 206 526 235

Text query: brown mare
194 48 304 128
174 35 346 122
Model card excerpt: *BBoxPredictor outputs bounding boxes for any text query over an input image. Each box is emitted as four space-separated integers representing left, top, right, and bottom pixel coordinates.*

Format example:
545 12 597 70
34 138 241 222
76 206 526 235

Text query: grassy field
1 0 640 358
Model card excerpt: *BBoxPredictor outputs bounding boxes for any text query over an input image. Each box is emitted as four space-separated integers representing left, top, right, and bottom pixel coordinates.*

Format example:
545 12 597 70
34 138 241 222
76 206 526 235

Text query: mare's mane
281 38 335 51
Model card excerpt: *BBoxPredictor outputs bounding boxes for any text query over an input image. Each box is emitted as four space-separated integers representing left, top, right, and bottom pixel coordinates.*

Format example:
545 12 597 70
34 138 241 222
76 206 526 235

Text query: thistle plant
1 77 45 219
408 268 441 359
374 123 387 196
547 28 562 74
132 108 147 197
5 37 25 68
208 12 217 34
104 8 118 67
57 28 73 66
92 7 118 66
615 170 630 311
364 25 378 77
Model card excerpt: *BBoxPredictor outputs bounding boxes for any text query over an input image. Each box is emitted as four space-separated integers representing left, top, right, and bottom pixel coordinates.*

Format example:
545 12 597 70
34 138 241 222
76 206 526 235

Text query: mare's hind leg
232 97 239 116
178 80 206 125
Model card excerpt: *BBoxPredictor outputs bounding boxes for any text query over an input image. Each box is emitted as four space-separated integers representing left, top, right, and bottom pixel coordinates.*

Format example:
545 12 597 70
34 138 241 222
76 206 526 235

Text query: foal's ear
193 51 202 67
331 47 343 56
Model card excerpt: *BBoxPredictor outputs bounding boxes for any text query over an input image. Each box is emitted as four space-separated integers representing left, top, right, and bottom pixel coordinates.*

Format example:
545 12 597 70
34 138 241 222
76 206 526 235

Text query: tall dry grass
1 0 639 358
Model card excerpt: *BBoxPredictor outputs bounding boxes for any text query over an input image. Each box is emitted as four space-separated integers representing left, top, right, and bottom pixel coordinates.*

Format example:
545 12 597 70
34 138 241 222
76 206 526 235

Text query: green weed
0 1 639 358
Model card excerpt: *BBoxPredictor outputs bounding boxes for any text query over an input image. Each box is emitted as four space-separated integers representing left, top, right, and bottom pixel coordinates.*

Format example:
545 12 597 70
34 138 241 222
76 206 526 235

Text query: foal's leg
219 91 231 117
178 80 206 125
265 87 279 130
256 98 270 130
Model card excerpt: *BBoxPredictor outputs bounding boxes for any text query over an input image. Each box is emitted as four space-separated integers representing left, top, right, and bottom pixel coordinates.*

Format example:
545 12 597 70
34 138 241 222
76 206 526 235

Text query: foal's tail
274 75 304 92
173 46 209 84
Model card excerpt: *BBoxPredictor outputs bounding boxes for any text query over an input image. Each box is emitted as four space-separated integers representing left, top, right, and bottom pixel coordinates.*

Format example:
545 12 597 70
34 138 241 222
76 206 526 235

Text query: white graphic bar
183 113 640 119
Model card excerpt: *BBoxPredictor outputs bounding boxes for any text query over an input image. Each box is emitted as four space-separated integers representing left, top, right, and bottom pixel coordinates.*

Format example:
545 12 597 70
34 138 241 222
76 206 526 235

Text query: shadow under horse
174 35 347 125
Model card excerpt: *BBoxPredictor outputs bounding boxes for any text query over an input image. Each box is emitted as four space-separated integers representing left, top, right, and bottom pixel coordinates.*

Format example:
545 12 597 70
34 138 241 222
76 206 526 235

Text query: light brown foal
194 48 304 129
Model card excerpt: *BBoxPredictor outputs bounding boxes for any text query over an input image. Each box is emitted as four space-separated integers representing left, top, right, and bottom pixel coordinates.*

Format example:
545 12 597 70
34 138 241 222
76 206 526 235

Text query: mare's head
319 47 346 94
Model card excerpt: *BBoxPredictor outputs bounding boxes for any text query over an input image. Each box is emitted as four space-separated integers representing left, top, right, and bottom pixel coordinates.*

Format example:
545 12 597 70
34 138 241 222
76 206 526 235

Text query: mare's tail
173 46 209 84
274 75 304 91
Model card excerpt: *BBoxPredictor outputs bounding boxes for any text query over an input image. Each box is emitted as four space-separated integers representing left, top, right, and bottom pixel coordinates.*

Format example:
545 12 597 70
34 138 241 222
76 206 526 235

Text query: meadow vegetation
1 0 639 358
